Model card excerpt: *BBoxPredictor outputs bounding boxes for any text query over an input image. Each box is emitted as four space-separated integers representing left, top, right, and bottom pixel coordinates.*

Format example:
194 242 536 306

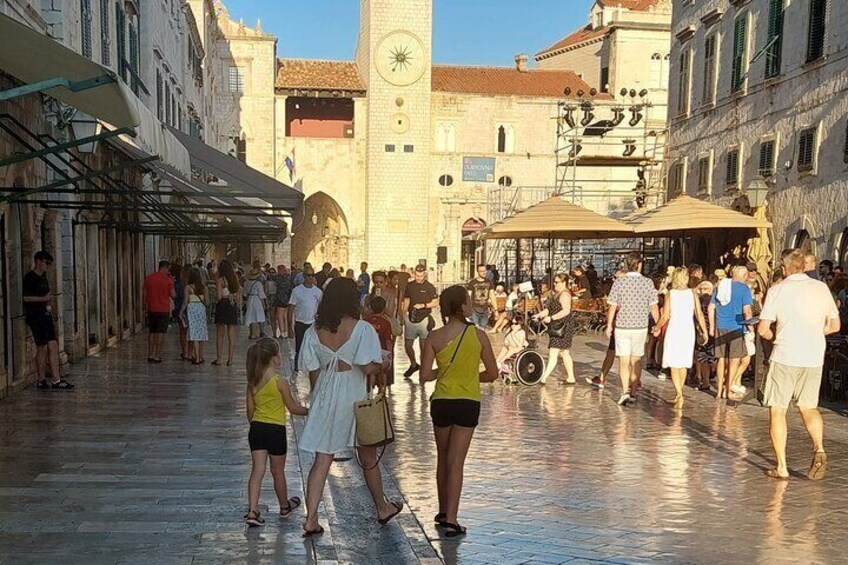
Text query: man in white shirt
288 268 323 371
758 249 840 481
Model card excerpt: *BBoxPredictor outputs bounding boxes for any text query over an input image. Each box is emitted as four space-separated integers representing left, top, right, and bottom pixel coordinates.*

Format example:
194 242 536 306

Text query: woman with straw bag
298 277 402 537
420 285 499 538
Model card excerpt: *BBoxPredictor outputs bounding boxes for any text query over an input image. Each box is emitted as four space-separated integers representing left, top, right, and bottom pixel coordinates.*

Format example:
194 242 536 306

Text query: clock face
375 31 426 86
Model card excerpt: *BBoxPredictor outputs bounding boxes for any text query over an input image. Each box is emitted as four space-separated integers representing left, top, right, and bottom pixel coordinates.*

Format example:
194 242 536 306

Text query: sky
222 0 595 67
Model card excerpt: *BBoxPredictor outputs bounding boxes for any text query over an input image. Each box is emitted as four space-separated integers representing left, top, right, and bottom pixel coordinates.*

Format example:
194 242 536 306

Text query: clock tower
356 0 433 268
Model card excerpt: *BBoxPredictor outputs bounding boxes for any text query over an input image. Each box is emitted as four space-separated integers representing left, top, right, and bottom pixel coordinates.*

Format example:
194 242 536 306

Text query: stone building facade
667 0 848 265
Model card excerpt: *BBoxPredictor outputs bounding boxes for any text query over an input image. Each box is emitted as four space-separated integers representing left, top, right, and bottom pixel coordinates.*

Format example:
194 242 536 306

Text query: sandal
51 379 75 390
211 360 221 366
442 522 467 538
302 525 324 537
245 509 265 527
280 496 301 517
808 451 827 480
377 501 403 526
765 469 789 481
434 512 446 525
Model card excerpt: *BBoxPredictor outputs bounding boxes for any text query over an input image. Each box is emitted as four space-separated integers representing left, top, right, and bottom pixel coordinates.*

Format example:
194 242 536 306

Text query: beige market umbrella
625 194 771 237
473 195 635 240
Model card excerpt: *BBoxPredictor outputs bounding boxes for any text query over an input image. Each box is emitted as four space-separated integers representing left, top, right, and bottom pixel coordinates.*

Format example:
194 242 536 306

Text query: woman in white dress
298 277 402 537
652 267 708 411
243 265 267 339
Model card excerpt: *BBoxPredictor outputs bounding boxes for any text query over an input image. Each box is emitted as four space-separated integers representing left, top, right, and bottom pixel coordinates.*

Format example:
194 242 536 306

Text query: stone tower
356 0 433 268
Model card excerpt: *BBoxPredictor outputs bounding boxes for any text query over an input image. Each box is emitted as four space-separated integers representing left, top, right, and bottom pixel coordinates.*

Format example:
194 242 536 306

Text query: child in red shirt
364 296 395 388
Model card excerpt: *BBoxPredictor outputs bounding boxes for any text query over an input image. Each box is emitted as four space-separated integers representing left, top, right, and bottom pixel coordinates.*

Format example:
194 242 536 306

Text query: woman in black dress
533 274 577 385
213 260 241 366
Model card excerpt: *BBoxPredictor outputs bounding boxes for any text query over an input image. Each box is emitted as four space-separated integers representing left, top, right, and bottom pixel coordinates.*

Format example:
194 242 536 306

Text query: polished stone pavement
1 328 848 564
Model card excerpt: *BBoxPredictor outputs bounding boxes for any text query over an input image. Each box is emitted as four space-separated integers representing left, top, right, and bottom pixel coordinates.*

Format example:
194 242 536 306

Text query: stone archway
292 192 349 268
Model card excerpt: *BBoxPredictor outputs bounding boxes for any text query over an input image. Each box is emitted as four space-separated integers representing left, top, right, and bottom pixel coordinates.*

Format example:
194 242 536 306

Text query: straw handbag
353 388 394 469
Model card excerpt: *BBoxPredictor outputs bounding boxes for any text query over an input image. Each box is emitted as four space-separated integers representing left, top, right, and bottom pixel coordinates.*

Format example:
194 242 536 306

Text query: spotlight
563 106 576 129
620 88 628 97
569 142 583 158
639 89 648 97
576 89 584 97
629 89 637 98
580 102 595 126
622 139 636 157
589 87 597 96
563 86 572 96
611 106 625 126
629 106 643 126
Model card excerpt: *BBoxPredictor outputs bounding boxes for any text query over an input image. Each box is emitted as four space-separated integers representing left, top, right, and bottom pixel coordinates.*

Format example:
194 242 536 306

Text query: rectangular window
100 0 111 66
806 0 828 63
726 148 739 187
765 0 784 79
128 23 139 94
228 66 244 93
677 49 691 116
758 139 776 177
81 0 93 59
164 83 171 125
385 144 395 153
797 127 817 172
731 14 748 93
156 69 163 121
697 156 711 193
702 35 717 106
599 66 609 93
404 145 414 153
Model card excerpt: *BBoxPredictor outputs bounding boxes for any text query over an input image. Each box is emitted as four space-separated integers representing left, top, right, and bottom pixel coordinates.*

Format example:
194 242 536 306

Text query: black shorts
430 399 481 428
26 314 57 347
147 312 170 334
248 421 287 456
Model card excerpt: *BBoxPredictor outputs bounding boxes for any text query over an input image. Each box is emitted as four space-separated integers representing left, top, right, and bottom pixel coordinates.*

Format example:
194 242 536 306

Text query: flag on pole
284 148 296 182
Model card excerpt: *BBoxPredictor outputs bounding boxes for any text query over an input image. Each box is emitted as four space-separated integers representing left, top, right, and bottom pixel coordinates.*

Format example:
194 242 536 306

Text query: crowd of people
21 244 845 536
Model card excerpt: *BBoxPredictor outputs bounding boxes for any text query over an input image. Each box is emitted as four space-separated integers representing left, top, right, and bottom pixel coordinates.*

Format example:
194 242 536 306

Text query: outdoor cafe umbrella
625 194 771 237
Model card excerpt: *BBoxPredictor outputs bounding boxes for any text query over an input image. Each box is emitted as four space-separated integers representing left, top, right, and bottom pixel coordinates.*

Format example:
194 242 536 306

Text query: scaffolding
486 90 669 283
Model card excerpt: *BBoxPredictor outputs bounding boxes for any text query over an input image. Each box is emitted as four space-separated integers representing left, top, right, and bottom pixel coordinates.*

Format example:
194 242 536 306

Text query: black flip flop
377 501 403 526
442 522 467 538
434 512 446 525
302 525 324 538
280 496 301 517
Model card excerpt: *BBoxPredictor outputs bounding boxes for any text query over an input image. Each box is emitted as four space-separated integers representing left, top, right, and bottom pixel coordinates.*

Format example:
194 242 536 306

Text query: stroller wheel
515 349 545 386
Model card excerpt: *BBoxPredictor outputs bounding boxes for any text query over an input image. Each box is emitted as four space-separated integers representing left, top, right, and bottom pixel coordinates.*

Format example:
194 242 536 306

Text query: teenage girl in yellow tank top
420 285 499 538
244 338 308 527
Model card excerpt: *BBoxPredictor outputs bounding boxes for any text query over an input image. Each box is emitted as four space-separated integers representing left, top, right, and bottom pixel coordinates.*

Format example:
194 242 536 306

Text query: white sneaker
731 384 747 395
618 393 632 406
656 372 668 380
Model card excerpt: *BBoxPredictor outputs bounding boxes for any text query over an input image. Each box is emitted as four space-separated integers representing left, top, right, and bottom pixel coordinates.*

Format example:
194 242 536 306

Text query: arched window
498 175 513 187
794 229 812 253
496 124 515 154
649 53 662 89
497 126 506 153
661 54 671 90
438 174 454 187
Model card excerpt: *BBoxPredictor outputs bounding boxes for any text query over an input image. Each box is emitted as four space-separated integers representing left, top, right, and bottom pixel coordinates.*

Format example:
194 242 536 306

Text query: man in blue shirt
357 262 371 305
709 265 753 400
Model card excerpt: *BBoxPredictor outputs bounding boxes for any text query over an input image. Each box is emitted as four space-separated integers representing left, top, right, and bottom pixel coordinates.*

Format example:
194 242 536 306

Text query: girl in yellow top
420 285 498 538
245 338 308 527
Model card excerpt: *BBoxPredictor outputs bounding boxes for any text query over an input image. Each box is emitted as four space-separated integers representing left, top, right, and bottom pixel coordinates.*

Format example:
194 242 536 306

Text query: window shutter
677 49 690 116
765 0 784 78
128 24 139 94
806 0 828 62
731 15 747 93
100 0 110 66
702 35 716 105
156 70 163 121
726 150 739 186
116 3 126 81
758 140 775 176
698 157 710 192
798 128 816 172
80 0 93 59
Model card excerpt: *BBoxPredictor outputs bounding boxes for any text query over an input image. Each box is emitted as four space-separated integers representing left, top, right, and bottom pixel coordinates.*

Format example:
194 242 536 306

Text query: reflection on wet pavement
0 330 845 564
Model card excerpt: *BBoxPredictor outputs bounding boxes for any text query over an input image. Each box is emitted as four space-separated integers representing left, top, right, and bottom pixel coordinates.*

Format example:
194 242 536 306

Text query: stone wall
669 0 848 262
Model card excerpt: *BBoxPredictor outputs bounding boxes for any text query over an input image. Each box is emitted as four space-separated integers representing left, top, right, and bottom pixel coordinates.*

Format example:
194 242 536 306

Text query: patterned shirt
607 272 658 329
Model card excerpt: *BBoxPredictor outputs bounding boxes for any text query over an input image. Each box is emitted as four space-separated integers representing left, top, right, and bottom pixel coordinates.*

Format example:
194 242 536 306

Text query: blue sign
462 157 496 182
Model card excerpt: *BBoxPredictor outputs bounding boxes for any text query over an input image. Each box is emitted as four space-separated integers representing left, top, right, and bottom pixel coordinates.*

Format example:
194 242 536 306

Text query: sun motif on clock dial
375 31 426 86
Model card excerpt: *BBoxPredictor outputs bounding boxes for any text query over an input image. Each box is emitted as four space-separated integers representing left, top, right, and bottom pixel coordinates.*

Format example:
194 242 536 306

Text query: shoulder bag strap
449 324 471 365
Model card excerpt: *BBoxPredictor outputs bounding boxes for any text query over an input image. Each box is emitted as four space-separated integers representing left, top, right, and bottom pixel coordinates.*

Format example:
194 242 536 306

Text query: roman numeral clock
375 30 426 87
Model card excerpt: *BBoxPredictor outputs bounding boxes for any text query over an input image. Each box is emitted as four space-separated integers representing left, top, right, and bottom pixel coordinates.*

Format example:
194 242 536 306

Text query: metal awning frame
0 74 117 102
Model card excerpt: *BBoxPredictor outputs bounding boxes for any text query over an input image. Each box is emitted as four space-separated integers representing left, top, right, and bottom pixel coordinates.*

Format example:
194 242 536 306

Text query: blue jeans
471 311 490 329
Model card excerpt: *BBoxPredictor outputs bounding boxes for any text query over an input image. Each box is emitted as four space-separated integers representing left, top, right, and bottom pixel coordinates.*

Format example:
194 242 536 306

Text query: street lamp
69 111 102 154
746 178 770 208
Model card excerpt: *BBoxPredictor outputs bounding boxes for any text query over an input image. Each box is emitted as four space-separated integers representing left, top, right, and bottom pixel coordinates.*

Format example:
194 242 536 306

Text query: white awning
0 12 140 129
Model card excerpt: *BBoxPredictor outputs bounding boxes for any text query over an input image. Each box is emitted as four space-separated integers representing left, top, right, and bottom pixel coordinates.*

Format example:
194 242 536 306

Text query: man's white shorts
614 328 648 358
